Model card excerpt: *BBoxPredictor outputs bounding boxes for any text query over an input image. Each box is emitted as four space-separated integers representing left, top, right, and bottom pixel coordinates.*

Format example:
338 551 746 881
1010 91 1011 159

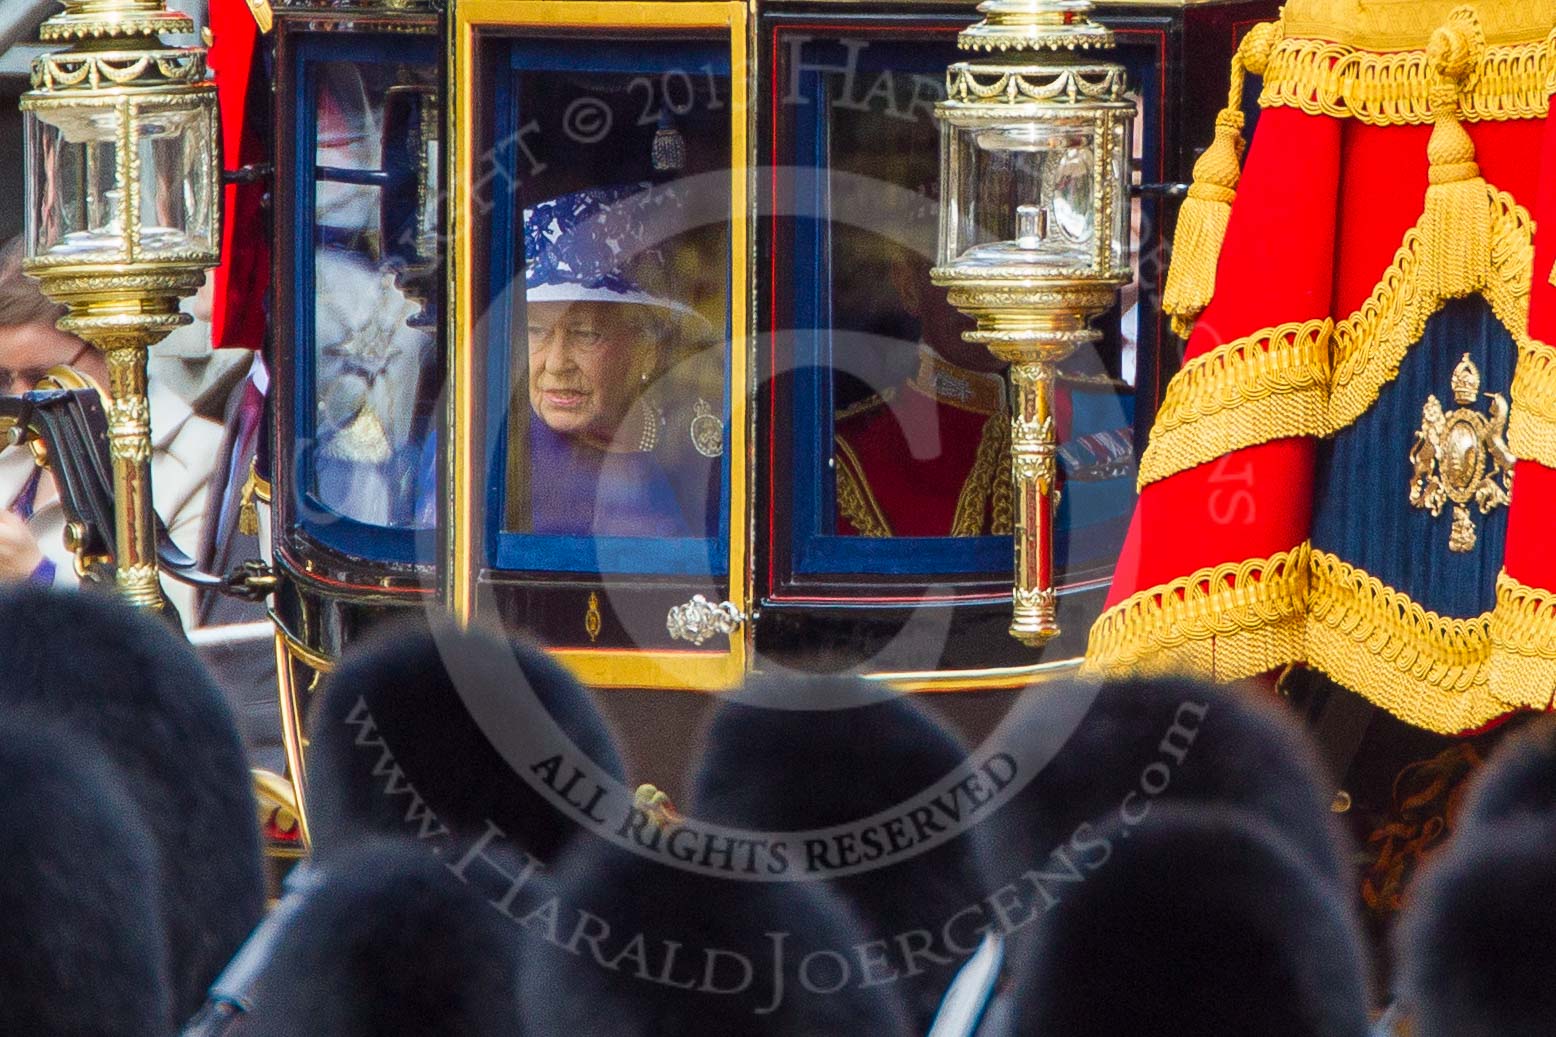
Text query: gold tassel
238 464 260 537
1163 21 1282 340
632 783 684 832
1422 7 1491 301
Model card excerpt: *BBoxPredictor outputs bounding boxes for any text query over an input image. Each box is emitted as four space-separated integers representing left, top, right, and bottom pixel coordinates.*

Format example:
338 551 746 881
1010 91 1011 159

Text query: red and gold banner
1086 0 1556 735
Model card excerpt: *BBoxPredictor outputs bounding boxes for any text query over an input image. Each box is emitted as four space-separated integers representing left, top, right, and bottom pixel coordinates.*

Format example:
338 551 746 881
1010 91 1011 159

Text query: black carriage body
265 3 443 813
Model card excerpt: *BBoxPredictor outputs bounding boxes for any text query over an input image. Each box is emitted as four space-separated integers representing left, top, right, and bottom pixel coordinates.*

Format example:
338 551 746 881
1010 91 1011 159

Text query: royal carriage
2 0 1278 853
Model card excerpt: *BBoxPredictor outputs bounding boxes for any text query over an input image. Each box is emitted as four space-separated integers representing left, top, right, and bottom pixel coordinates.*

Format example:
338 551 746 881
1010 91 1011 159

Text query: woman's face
526 301 655 441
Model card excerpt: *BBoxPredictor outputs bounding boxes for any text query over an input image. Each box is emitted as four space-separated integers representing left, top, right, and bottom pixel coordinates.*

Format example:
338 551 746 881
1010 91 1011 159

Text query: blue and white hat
523 182 702 320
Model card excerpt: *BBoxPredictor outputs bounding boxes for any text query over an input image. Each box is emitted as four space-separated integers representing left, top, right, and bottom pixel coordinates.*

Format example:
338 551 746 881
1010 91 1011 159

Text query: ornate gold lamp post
933 0 1133 646
20 0 220 609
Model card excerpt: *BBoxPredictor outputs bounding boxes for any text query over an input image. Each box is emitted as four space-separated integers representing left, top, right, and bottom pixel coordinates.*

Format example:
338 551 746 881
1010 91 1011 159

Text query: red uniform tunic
834 351 1074 538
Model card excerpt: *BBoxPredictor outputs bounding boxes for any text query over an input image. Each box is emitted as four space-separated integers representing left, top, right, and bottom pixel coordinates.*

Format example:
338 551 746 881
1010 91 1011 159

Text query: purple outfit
7 467 56 585
529 415 691 537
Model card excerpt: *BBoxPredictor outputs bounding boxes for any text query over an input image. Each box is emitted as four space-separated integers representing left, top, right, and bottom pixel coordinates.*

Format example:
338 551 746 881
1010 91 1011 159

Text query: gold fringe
1487 566 1556 703
1329 10 1535 432
1161 109 1242 341
834 438 892 537
1304 549 1502 734
1258 29 1556 126
1539 258 1556 464
1328 185 1533 433
1097 9 1553 734
1488 653 1556 721
1510 343 1556 468
1137 320 1332 489
1281 0 1556 52
1162 22 1283 341
1142 7 1536 483
1085 544 1545 735
1082 543 1312 683
1487 570 1556 711
1136 185 1533 483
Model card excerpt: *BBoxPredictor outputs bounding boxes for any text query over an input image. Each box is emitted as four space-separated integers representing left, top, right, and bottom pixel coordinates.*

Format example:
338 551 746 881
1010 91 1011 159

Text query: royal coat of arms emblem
1408 353 1516 553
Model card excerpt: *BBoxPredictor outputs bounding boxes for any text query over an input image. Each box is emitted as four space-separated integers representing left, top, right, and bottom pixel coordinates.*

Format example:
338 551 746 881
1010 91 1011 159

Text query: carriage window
485 36 733 574
306 57 440 533
777 32 1153 578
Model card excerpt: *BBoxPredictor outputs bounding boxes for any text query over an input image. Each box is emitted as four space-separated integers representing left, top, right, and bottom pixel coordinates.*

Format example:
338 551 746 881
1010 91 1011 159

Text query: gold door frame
449 0 752 690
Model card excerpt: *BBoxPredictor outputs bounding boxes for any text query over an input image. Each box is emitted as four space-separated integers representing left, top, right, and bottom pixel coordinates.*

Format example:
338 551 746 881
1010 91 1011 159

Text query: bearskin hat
306 615 625 868
1397 815 1556 1037
987 673 1349 894
516 836 912 1035
0 587 263 1020
1014 803 1372 1037
0 714 171 1036
1457 715 1556 832
690 673 995 1030
217 839 524 1036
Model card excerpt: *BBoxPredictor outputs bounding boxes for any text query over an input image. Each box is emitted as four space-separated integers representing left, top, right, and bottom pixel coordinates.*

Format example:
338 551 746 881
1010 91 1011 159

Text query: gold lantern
933 0 1134 646
20 0 220 610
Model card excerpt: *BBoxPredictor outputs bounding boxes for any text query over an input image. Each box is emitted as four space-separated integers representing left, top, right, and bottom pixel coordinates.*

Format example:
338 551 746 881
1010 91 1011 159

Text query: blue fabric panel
1310 295 1515 619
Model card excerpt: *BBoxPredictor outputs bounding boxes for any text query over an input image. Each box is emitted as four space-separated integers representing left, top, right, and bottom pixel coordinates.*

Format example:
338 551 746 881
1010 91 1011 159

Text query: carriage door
450 0 751 690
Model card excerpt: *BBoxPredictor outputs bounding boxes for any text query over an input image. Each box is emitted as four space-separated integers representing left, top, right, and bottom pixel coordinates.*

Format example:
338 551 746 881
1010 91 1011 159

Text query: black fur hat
307 616 625 866
0 587 263 1020
690 673 995 1030
0 714 171 1036
226 839 524 1036
1458 715 1556 831
516 837 912 1035
1397 817 1556 1037
988 673 1349 893
1014 803 1372 1037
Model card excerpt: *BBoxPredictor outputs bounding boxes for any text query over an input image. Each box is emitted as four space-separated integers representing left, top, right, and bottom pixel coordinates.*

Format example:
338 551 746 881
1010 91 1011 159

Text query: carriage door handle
667 595 746 645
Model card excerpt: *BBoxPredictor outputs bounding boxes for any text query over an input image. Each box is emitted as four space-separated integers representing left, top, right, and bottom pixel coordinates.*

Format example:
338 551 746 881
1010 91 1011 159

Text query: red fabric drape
208 0 270 350
1107 107 1342 608
1505 101 1556 589
1108 113 1548 612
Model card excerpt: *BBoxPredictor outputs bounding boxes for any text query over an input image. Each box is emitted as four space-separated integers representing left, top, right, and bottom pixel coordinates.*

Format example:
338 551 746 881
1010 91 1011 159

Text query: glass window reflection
307 59 440 531
497 46 731 557
813 49 1138 555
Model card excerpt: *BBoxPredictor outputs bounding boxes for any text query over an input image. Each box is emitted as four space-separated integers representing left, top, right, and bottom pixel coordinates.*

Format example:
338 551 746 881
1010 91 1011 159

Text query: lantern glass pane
475 30 735 573
24 105 125 262
949 113 1101 273
134 99 215 259
1108 111 1133 274
937 118 958 268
